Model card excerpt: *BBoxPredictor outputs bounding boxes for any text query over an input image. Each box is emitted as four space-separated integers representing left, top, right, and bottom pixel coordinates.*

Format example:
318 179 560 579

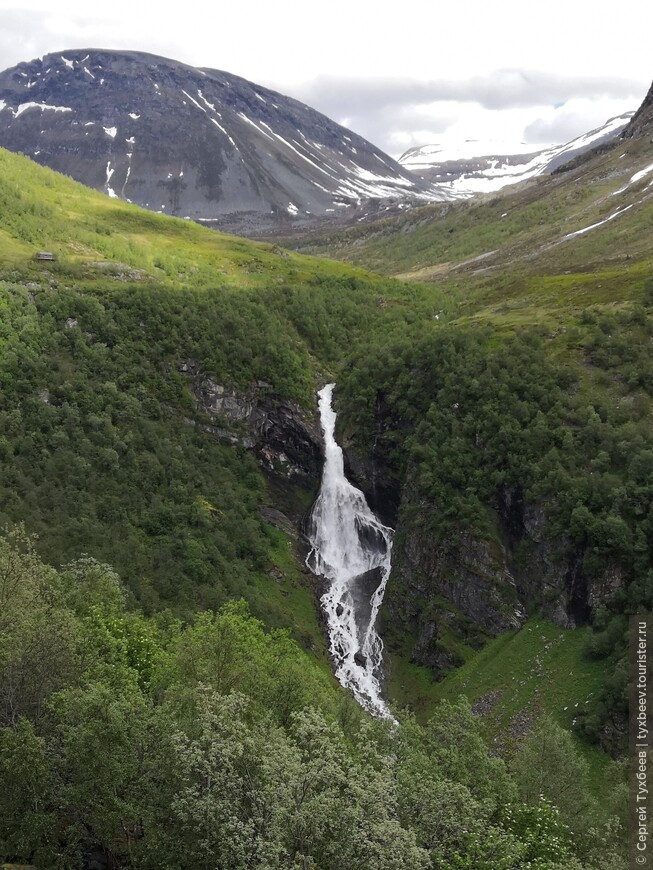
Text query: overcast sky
1 0 651 158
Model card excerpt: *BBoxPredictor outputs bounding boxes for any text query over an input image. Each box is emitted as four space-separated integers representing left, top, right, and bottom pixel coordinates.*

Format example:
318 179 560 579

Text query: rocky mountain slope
398 112 632 197
623 78 653 139
0 49 444 234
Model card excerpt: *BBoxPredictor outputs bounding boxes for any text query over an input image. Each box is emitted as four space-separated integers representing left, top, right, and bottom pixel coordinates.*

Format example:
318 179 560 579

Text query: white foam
306 384 395 721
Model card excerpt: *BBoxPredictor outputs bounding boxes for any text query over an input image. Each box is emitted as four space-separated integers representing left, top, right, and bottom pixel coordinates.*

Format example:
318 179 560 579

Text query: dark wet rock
622 79 653 140
176 364 322 484
260 506 298 539
349 567 383 634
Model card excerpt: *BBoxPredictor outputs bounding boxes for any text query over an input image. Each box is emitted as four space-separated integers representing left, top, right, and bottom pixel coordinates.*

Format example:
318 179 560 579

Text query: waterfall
306 383 394 719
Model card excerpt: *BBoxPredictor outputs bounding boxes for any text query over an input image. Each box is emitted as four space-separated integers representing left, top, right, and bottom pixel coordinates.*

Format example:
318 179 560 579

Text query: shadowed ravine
305 384 394 719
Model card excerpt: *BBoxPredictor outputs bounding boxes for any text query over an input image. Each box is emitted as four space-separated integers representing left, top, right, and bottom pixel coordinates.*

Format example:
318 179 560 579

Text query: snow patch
237 112 276 142
105 161 118 198
129 112 140 120
209 117 238 149
15 102 72 117
287 202 299 215
401 113 634 198
60 56 74 70
122 151 133 196
563 204 634 240
182 90 209 114
196 90 219 114
612 161 653 195
103 126 117 139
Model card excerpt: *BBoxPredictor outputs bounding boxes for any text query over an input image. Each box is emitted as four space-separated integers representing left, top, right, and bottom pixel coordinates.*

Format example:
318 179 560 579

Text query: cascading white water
306 383 394 719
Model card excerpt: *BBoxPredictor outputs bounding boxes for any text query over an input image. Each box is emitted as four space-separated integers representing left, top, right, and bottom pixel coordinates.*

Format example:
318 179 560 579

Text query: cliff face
175 359 323 524
347 446 626 678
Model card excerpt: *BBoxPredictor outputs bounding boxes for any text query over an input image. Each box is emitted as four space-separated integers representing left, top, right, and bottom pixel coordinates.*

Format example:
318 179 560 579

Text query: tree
510 717 595 832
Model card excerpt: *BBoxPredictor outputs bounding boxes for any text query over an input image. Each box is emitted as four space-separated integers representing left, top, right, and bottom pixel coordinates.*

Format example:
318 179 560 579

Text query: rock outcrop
176 359 322 485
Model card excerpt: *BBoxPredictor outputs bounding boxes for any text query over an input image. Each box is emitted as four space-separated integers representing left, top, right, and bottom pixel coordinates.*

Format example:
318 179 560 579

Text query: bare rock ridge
0 49 444 234
622 79 653 139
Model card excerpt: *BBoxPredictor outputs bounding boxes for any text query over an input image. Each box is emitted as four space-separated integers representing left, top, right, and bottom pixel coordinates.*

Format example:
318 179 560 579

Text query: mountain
0 49 443 234
398 112 633 197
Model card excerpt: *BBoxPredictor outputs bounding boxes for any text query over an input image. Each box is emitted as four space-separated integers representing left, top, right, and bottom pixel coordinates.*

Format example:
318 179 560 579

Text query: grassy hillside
289 133 653 328
2 145 649 724
386 618 615 795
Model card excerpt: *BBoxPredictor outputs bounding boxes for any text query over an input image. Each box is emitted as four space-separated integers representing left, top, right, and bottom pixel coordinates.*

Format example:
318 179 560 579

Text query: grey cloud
523 114 591 144
0 8 181 75
522 107 629 145
338 106 457 156
294 69 644 117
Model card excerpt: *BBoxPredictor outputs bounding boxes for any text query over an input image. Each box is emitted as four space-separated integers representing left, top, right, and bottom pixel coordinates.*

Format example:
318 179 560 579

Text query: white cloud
523 98 637 145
